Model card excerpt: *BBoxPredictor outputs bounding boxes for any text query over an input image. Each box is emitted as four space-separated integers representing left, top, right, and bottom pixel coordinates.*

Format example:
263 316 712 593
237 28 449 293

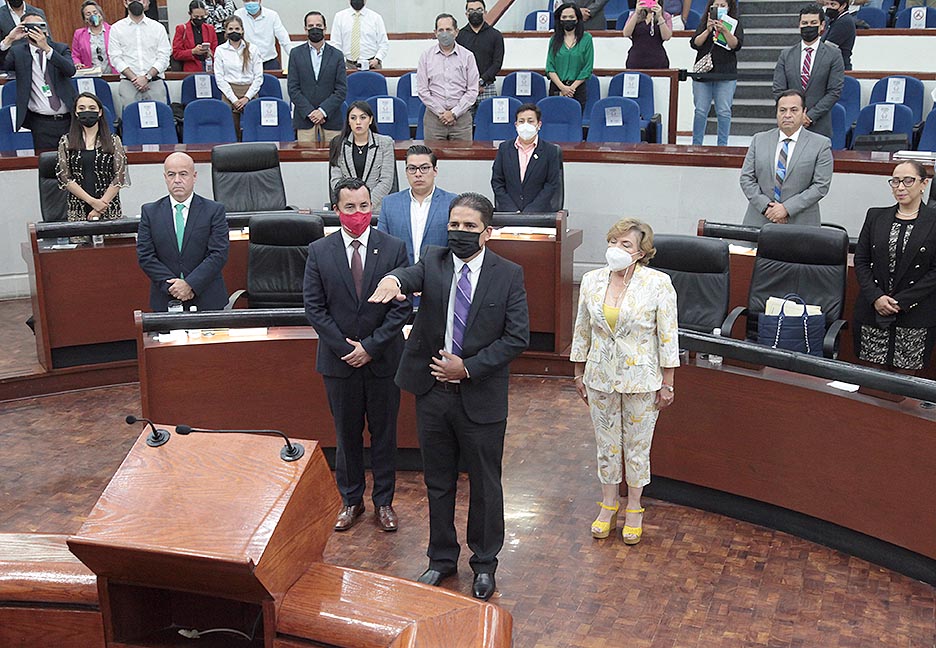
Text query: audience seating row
833 75 935 151
855 5 936 28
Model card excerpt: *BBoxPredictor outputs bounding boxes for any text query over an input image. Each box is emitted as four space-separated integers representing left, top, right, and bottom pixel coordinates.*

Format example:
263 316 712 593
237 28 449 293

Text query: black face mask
467 11 484 27
308 27 324 42
128 1 145 17
191 17 205 27
76 110 100 127
8 0 24 8
800 25 820 42
561 19 578 32
824 7 839 19
350 0 365 10
226 31 242 42
448 230 483 260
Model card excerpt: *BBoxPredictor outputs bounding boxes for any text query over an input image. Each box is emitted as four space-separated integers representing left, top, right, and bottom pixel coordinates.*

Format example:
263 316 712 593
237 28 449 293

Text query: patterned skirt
857 323 936 370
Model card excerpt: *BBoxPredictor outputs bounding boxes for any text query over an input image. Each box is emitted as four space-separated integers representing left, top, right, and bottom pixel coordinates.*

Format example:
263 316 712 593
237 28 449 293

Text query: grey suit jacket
739 127 833 226
576 0 609 31
328 131 395 212
0 4 46 42
772 40 844 139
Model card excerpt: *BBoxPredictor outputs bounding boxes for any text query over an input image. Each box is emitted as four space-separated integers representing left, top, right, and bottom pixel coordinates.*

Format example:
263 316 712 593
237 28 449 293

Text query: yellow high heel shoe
591 501 619 539
622 508 645 545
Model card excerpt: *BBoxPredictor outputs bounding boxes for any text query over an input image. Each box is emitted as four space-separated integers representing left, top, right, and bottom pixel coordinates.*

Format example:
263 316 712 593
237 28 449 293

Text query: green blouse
545 31 594 82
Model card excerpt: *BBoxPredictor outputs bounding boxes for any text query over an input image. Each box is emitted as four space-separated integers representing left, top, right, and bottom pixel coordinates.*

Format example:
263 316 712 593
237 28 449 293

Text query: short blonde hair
606 218 656 265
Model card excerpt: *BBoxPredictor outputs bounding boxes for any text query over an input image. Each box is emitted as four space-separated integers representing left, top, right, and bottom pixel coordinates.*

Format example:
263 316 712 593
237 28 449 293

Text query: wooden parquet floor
1 378 934 647
0 298 42 379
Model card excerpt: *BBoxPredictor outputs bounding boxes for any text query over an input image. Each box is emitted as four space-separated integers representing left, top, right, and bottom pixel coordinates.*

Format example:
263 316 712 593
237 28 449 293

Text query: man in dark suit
0 12 75 150
491 103 563 213
772 3 844 140
370 192 530 601
287 10 347 144
304 177 411 533
0 0 46 42
574 0 609 31
377 145 456 265
137 152 230 312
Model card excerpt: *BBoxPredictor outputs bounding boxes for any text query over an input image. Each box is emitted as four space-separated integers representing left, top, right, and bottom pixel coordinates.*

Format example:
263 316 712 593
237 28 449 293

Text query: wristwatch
661 384 674 393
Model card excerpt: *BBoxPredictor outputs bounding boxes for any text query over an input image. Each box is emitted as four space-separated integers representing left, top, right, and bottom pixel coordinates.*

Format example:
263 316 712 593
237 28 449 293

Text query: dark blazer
823 13 855 71
136 194 230 311
576 0 609 31
0 39 76 130
853 204 936 329
394 246 530 425
286 41 347 132
377 186 456 264
0 3 45 41
772 40 844 139
303 228 411 378
171 20 218 73
491 138 562 213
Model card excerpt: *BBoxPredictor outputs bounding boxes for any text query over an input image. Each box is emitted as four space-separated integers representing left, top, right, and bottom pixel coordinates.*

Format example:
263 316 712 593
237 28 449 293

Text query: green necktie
174 203 185 252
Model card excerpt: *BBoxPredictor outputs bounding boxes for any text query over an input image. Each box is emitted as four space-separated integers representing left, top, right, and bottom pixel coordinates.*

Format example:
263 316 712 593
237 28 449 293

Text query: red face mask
339 211 371 237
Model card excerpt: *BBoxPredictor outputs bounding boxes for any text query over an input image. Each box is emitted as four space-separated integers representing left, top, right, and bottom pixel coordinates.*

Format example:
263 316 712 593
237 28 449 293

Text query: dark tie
452 265 471 357
774 138 791 201
37 50 62 111
801 47 813 89
350 240 363 298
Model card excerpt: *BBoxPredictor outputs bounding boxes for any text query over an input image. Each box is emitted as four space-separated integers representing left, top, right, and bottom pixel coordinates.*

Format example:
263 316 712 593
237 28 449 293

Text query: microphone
126 415 171 448
174 425 305 462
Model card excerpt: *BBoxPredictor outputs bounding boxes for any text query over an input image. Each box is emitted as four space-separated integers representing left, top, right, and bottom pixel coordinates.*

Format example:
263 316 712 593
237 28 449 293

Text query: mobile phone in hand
710 6 719 21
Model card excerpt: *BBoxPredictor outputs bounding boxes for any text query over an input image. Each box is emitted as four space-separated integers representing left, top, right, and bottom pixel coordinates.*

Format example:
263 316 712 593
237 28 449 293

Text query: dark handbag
756 294 825 356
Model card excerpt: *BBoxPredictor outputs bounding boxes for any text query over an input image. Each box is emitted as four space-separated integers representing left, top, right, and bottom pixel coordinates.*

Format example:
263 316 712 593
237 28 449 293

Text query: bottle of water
205 55 213 73
709 328 723 367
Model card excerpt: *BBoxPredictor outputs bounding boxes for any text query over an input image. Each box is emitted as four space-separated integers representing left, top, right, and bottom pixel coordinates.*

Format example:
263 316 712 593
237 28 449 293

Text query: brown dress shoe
376 505 398 532
334 503 365 531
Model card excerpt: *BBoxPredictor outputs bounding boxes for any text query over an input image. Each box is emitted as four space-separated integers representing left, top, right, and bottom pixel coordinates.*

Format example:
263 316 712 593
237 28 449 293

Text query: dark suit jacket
303 228 411 378
491 138 562 213
772 40 844 139
286 41 346 132
0 4 45 41
394 246 530 425
823 13 855 71
136 194 230 311
0 39 76 130
853 204 936 329
377 186 456 264
171 20 218 73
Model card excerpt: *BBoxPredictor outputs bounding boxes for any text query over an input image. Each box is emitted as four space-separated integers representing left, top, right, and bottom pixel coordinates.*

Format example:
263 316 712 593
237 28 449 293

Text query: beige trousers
422 110 473 141
297 125 342 144
585 388 659 488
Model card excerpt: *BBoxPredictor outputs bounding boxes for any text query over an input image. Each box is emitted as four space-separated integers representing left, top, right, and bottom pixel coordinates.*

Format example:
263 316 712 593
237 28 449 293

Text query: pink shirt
515 136 538 182
416 42 479 119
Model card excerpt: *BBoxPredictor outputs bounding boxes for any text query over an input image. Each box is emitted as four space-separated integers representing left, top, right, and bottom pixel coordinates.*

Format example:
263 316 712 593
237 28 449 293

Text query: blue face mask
244 2 261 16
716 6 728 18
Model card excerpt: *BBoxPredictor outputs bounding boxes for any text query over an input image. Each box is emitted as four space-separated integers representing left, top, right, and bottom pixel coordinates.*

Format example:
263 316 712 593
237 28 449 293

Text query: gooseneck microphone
174 425 305 462
126 415 171 447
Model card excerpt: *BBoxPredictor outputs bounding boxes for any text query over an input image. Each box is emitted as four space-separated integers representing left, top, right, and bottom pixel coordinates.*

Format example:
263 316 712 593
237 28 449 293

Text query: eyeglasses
887 176 922 188
405 164 434 175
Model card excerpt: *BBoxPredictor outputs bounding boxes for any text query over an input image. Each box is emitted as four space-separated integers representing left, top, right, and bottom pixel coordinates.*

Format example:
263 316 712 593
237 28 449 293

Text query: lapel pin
373 248 378 254
533 154 539 159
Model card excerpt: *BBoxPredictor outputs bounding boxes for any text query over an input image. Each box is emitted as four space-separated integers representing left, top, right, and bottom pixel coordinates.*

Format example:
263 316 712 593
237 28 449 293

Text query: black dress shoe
416 567 456 586
472 572 496 600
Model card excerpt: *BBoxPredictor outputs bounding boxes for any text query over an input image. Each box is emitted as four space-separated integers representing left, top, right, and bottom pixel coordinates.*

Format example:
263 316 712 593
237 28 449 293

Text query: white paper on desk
885 77 906 104
260 100 278 126
910 6 927 28
828 380 860 392
622 73 639 98
142 143 160 152
873 103 895 132
138 101 159 128
516 71 532 95
229 327 268 337
377 97 394 123
77 77 96 95
410 74 418 96
492 97 509 123
535 12 550 32
195 74 212 98
605 105 623 126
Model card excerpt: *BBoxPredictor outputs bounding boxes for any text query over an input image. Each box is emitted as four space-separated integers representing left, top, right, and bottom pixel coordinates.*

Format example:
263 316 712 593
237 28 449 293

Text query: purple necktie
452 265 471 357
350 240 363 298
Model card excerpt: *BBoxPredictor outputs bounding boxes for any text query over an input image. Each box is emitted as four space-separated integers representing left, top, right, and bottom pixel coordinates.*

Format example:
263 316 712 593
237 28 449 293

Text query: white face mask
606 246 638 272
516 122 538 141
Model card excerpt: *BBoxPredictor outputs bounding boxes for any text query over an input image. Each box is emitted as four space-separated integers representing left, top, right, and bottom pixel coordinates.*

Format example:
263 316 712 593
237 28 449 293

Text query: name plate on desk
493 226 556 240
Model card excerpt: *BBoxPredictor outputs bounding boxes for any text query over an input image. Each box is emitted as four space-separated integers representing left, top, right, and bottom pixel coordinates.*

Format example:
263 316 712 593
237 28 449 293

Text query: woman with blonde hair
570 217 679 544
213 15 263 134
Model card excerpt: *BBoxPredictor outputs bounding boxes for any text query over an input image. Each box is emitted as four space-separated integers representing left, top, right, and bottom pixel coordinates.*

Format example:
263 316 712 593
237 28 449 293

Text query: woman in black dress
55 92 128 222
854 160 936 372
622 0 672 69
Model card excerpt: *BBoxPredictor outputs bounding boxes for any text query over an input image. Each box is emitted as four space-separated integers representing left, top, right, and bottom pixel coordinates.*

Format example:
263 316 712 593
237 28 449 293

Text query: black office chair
38 151 68 222
211 142 291 213
551 151 565 212
226 213 325 309
721 223 849 358
649 234 730 333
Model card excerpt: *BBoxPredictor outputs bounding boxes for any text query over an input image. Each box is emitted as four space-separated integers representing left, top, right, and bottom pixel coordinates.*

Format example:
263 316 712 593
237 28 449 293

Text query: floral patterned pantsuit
585 388 658 487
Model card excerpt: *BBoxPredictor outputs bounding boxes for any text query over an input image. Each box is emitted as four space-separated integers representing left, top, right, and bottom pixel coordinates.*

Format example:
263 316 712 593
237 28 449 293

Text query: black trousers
548 80 587 113
416 384 506 575
24 111 70 151
322 369 399 508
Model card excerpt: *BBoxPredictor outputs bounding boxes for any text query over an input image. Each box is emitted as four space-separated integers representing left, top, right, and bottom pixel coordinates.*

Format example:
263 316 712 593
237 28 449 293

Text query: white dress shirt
308 41 324 78
171 194 194 240
108 15 170 77
800 39 818 79
213 39 263 102
233 6 291 64
774 126 802 173
26 45 66 115
444 247 485 355
409 189 433 263
330 7 389 63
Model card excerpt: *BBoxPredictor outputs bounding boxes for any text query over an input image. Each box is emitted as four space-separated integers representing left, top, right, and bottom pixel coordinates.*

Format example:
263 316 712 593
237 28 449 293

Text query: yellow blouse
602 303 619 331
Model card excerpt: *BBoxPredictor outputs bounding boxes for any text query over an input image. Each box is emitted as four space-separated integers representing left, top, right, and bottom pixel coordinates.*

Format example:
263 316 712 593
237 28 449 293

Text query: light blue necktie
774 138 791 201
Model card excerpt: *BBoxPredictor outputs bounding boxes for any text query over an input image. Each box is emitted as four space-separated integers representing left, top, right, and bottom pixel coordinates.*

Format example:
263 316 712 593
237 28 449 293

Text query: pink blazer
71 24 115 73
